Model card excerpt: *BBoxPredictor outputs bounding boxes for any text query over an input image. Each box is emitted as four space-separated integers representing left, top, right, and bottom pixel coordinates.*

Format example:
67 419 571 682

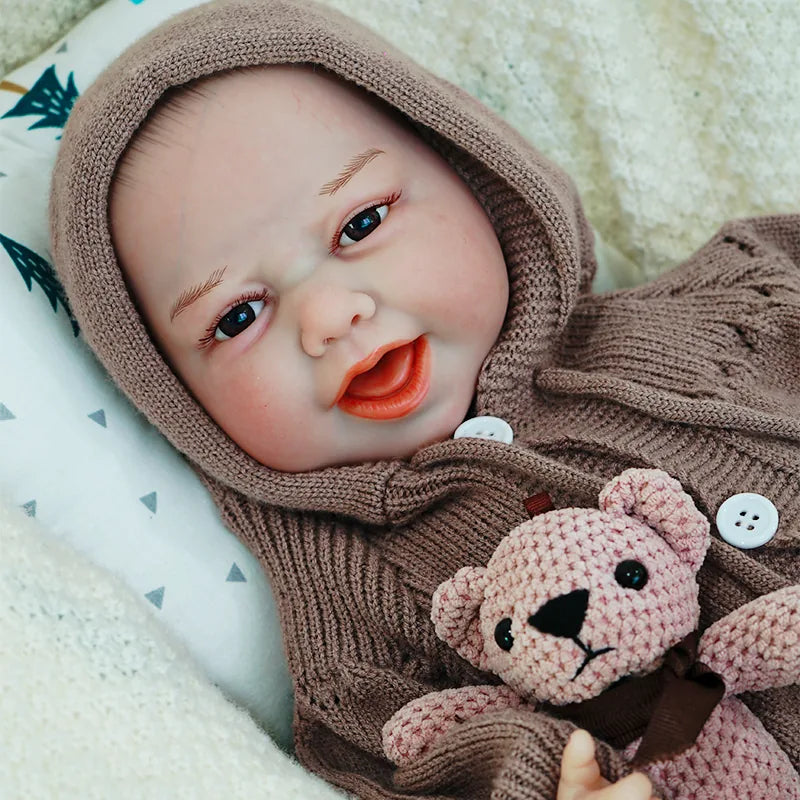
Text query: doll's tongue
345 342 415 399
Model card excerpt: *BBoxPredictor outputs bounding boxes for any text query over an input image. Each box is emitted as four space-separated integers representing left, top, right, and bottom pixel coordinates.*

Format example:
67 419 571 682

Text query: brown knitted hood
50 0 596 517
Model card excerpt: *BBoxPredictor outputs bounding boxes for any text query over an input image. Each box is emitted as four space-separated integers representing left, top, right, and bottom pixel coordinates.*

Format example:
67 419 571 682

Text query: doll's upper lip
332 338 416 407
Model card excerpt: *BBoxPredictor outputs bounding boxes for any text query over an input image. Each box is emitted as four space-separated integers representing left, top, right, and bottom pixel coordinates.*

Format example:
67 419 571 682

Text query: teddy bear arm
382 684 523 766
698 585 800 695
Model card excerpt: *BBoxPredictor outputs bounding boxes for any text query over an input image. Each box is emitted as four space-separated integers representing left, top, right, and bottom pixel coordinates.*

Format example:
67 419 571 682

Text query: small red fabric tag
524 491 555 517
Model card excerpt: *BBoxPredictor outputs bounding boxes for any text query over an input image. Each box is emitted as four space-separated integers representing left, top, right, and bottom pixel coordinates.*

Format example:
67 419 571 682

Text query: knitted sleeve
389 709 628 799
296 699 632 800
538 213 800 439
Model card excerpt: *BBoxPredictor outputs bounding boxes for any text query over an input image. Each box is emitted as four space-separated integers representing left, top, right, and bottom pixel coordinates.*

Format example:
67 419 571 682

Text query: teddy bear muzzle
528 588 615 679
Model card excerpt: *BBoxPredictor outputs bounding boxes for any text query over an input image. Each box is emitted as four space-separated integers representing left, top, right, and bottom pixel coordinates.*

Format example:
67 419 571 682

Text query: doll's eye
339 203 389 247
494 618 514 651
215 299 266 341
614 560 648 591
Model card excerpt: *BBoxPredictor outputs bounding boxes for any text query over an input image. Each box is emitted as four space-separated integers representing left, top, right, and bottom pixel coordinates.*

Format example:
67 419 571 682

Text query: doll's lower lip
336 336 430 420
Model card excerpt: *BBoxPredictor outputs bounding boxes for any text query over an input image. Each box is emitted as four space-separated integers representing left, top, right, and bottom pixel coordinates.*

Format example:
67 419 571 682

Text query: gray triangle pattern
56 41 68 53
226 563 246 582
145 587 164 609
139 492 157 513
22 500 36 517
88 409 107 427
0 403 15 420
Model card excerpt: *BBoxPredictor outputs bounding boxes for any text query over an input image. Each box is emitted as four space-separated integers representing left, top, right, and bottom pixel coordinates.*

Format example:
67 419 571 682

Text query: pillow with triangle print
0 0 294 752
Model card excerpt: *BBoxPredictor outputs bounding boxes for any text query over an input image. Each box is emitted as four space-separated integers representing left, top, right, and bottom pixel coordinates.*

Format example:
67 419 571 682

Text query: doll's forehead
136 63 415 148
111 62 424 213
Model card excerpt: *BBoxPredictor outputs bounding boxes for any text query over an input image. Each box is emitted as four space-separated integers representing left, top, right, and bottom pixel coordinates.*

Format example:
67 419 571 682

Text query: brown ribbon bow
540 631 725 765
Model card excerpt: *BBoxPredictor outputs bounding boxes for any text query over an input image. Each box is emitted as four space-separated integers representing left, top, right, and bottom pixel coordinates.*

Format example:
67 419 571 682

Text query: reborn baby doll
50 1 800 799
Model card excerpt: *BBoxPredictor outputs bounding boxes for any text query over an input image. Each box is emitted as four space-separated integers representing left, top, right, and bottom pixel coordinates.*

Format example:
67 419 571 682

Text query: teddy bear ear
431 566 490 670
598 468 710 573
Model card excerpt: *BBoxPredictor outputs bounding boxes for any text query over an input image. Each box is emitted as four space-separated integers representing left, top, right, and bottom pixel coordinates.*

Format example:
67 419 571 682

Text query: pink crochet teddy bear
383 468 800 800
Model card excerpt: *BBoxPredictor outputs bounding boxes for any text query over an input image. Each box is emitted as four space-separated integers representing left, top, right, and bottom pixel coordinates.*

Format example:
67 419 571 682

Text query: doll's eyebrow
169 266 227 322
318 148 385 196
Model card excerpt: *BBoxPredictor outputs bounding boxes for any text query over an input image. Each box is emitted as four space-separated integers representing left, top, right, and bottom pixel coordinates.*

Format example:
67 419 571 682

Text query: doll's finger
590 771 656 800
558 729 605 796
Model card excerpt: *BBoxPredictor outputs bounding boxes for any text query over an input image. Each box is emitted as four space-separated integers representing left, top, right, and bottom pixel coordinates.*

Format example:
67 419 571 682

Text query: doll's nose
528 589 589 639
298 285 376 357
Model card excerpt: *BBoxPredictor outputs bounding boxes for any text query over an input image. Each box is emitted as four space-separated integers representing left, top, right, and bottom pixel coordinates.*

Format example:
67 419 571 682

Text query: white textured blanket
0 498 346 799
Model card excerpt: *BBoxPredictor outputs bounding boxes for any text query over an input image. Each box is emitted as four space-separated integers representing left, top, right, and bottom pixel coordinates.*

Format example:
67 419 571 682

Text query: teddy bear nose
528 589 589 639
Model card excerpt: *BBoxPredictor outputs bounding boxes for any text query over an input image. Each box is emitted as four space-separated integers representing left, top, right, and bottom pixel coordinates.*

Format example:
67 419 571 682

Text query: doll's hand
557 730 657 800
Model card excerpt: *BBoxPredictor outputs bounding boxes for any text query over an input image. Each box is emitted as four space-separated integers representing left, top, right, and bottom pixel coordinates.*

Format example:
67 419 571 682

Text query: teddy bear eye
614 560 649 590
494 618 514 651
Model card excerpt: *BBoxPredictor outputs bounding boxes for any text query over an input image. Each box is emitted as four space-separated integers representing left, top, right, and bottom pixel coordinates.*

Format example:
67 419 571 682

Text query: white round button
453 416 513 444
715 493 778 549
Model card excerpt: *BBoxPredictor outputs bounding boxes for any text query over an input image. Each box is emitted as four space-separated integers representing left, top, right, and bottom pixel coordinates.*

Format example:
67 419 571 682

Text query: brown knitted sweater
50 1 800 798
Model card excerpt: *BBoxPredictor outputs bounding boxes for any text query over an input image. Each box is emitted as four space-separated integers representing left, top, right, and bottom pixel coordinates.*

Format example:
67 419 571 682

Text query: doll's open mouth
336 336 431 420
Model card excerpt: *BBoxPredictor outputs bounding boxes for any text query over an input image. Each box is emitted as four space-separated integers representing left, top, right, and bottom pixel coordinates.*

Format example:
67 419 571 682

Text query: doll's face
110 66 508 471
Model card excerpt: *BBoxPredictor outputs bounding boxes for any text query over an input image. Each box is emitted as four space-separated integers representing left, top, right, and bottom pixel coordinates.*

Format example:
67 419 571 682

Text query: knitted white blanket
0 498 347 799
